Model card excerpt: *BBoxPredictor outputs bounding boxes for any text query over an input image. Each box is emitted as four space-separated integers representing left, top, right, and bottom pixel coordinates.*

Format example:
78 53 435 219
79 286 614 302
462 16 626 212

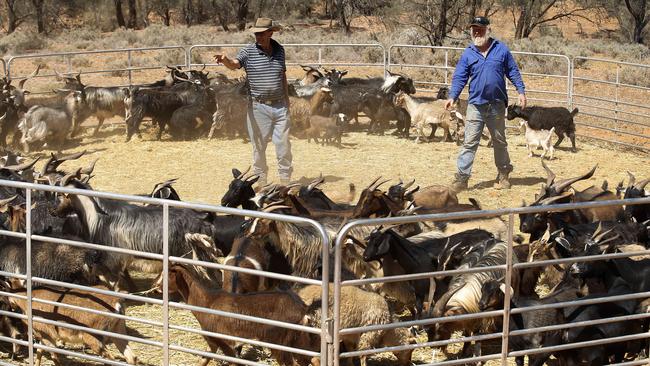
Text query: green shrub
0 31 47 55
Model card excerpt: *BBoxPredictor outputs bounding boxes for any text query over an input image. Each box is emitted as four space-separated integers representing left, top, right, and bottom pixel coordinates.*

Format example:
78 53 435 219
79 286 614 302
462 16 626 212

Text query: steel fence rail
576 132 650 152
169 343 269 366
34 343 133 366
333 196 650 366
0 179 330 366
6 46 188 86
576 120 650 140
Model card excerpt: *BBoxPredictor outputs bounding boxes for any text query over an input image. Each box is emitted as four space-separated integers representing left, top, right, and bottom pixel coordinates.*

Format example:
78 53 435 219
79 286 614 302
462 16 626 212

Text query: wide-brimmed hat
250 17 281 33
468 16 490 28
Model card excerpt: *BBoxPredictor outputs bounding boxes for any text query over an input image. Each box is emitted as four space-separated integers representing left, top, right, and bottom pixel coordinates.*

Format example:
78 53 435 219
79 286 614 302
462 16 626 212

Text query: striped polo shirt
236 39 286 101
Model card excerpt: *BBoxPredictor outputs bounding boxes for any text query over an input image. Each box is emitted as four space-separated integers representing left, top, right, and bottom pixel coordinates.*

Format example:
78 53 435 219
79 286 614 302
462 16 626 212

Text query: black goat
479 278 580 366
220 167 260 210
362 227 494 318
506 104 578 152
621 172 650 223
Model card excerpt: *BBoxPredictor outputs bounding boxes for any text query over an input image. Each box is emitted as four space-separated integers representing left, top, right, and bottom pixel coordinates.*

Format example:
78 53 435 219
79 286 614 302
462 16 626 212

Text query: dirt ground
0 116 648 366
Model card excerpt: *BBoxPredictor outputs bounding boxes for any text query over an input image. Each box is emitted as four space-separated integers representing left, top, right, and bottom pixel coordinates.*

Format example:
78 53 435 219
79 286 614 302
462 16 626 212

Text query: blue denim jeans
247 100 293 182
456 101 513 180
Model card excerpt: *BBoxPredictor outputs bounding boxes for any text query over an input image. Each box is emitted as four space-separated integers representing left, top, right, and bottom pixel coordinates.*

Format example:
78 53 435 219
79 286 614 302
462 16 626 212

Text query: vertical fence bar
127 50 133 86
318 48 323 68
65 54 72 73
501 213 515 365
333 228 345 366
26 188 34 366
162 203 170 366
444 51 449 85
614 65 620 133
320 225 331 366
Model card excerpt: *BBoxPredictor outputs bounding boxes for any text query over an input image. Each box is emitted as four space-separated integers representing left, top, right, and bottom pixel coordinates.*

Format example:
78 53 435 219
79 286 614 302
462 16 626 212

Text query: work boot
450 174 469 192
494 171 511 190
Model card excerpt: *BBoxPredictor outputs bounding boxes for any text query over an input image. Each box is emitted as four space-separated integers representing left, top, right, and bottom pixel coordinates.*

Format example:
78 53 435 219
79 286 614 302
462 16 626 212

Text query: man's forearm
221 56 240 70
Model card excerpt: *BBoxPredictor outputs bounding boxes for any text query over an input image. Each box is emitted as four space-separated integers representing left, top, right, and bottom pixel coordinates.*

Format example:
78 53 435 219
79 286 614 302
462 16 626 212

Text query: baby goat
304 113 347 146
507 104 578 152
519 120 555 160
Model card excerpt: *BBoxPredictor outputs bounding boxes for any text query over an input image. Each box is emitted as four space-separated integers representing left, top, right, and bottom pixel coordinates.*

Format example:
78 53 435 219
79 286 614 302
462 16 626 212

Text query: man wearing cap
446 16 526 191
214 17 292 186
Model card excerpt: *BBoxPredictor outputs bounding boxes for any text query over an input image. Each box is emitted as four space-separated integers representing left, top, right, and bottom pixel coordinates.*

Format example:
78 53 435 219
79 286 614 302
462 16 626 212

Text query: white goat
18 90 83 152
519 120 555 160
394 92 462 143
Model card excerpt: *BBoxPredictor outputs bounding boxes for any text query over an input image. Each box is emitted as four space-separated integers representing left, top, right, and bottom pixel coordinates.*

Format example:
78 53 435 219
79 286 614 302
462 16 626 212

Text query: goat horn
18 64 42 89
236 166 252 180
3 157 40 172
596 232 621 252
307 174 325 191
402 178 416 190
61 167 82 186
627 171 636 187
372 178 390 191
634 178 650 191
593 226 617 244
80 158 98 175
539 191 573 205
262 204 291 213
366 176 382 190
244 174 260 183
552 164 598 194
431 285 463 318
540 159 556 186
0 195 18 208
404 186 419 198
591 221 603 240
56 150 86 162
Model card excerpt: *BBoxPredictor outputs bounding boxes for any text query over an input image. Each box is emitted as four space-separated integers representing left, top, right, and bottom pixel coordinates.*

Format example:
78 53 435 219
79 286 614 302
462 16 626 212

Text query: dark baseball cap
469 16 490 28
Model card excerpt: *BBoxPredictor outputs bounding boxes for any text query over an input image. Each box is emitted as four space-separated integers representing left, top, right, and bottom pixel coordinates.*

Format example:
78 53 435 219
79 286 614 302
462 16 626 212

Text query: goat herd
0 62 580 156
0 144 647 365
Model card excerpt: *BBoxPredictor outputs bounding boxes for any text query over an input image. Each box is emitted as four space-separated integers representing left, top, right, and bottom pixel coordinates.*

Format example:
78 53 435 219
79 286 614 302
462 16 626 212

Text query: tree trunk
127 0 137 28
163 8 170 26
31 0 45 33
5 0 17 34
625 0 648 43
236 0 248 31
435 0 449 45
257 0 266 19
514 8 526 39
184 0 193 26
336 0 350 34
114 0 126 28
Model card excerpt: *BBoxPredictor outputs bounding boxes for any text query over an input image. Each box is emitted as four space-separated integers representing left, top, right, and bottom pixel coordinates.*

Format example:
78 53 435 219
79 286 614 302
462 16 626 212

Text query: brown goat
3 285 137 366
223 236 270 293
298 284 415 366
409 185 459 210
158 264 318 366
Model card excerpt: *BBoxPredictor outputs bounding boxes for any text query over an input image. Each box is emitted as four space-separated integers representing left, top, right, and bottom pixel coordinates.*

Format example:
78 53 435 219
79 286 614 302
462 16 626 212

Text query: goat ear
499 283 514 297
232 168 242 179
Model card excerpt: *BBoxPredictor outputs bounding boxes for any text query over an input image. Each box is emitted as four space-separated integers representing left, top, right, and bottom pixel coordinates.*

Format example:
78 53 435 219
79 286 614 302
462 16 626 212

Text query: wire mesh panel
571 57 650 152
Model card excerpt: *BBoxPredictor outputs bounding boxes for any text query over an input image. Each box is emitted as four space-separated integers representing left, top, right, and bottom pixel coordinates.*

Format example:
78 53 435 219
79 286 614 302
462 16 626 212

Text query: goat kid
519 121 555 160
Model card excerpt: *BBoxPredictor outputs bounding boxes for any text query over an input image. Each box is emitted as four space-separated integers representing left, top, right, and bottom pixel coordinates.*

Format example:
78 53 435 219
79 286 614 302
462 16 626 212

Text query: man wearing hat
445 16 526 191
214 17 292 186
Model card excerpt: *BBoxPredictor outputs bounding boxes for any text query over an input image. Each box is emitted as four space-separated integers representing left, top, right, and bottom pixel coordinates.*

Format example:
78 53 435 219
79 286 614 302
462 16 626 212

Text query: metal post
127 50 133 86
321 226 331 366
318 48 323 68
614 65 620 132
444 51 449 85
501 214 515 365
162 203 169 365
26 188 34 366
567 58 573 109
332 228 345 366
65 55 72 73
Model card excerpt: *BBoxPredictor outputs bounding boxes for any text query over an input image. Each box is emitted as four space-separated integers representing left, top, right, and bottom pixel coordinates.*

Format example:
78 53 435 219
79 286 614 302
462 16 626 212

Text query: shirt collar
255 39 281 56
469 37 498 55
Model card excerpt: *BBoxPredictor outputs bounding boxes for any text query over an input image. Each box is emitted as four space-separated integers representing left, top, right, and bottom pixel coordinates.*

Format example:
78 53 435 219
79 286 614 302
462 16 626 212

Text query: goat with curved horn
366 176 382 190
60 168 82 186
402 178 416 190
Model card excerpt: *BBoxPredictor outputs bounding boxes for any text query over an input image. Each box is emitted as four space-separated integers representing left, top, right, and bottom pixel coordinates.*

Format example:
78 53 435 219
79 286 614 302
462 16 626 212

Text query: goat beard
472 30 491 48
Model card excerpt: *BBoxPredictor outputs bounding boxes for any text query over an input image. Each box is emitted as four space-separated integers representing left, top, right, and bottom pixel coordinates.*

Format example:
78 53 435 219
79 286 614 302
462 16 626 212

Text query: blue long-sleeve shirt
448 39 525 106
